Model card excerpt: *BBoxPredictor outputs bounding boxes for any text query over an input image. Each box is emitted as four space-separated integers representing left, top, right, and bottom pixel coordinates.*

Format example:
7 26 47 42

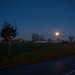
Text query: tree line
0 22 75 43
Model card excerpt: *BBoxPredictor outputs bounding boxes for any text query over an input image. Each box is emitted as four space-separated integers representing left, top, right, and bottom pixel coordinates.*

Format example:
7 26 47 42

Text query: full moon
55 32 59 36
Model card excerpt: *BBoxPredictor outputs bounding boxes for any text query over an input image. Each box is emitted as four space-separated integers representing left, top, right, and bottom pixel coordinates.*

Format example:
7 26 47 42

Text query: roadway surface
0 55 75 75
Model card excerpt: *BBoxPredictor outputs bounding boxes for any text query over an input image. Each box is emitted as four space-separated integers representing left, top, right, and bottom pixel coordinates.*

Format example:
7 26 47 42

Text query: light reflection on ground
52 61 65 75
0 55 75 75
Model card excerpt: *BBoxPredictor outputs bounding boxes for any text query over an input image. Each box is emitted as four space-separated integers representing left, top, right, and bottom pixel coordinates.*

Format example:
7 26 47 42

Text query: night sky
0 0 75 40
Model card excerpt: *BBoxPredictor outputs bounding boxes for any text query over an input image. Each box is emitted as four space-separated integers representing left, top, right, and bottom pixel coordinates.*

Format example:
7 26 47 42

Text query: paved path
0 55 75 75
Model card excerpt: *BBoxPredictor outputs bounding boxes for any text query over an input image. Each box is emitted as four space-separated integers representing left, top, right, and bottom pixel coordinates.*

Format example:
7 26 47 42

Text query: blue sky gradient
0 0 75 40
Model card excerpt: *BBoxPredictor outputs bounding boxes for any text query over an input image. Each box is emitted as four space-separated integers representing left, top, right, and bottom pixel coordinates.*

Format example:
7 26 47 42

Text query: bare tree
39 35 44 41
48 38 52 42
69 36 74 43
32 34 44 42
32 33 39 42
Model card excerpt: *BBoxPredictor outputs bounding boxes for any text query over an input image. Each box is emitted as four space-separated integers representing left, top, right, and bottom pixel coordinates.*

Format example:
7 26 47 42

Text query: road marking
64 69 75 75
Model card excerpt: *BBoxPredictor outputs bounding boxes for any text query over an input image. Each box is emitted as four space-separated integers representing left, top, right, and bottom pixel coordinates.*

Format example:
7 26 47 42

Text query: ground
0 42 75 69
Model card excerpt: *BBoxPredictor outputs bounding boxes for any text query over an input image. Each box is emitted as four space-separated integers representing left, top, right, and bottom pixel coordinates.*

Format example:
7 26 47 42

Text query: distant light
19 39 22 42
55 32 59 36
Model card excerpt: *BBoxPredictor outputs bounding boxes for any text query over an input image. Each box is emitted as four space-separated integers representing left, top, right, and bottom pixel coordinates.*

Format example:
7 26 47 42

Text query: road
0 55 75 75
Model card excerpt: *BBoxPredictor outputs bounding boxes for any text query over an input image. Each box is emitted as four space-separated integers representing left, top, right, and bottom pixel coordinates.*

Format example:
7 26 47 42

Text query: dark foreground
0 43 75 68
0 55 75 75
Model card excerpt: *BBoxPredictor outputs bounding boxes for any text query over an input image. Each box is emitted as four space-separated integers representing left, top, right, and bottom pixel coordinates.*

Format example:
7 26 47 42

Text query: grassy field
0 42 54 58
0 42 75 68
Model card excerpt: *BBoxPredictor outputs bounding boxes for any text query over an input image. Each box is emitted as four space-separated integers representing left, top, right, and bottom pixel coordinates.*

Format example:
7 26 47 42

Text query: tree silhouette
48 38 52 42
0 22 18 41
32 33 39 42
32 34 44 42
0 22 18 56
69 36 74 43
